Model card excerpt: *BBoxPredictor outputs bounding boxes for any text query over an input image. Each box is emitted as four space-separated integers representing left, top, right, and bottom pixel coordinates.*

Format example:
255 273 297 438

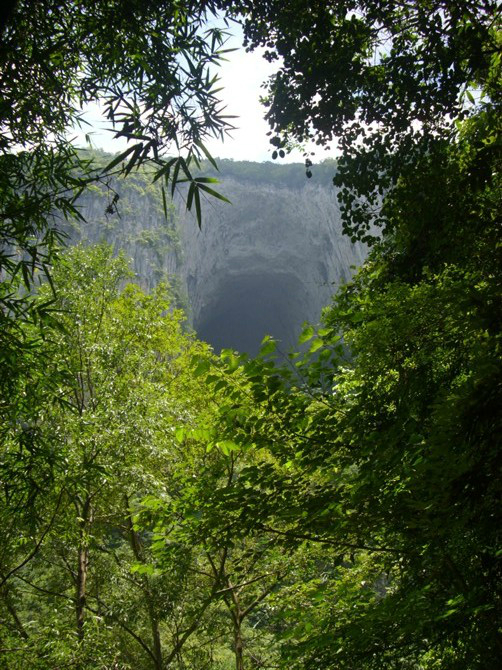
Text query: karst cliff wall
70 158 368 355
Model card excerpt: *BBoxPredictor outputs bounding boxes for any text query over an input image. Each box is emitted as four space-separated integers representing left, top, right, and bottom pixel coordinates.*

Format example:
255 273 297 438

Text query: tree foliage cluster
0 244 300 669
0 0 232 456
190 116 500 668
1 1 501 669
232 0 500 239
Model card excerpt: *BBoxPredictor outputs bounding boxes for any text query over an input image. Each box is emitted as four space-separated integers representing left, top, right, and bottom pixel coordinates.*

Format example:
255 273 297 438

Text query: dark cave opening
195 272 306 356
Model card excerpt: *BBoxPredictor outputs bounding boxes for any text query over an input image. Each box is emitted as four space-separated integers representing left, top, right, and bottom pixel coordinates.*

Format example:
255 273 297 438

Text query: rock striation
71 159 368 355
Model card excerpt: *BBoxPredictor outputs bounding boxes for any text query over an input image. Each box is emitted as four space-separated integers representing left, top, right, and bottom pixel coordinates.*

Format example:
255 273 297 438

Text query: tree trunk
1 580 29 640
76 543 88 641
147 599 163 670
76 496 92 642
234 615 244 670
124 494 163 670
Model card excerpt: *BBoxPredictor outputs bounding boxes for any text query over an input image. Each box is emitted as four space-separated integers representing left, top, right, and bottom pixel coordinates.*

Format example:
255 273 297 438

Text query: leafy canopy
228 0 500 238
0 0 233 470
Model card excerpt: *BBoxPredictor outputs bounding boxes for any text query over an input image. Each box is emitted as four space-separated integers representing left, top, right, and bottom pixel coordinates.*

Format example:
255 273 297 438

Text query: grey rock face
179 177 367 355
71 162 367 355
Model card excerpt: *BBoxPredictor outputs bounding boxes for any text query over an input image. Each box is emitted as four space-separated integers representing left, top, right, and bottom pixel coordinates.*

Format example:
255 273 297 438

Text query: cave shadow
195 272 307 357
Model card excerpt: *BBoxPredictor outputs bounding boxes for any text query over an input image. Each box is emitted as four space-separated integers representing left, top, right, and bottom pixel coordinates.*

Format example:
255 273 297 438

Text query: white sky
73 24 337 164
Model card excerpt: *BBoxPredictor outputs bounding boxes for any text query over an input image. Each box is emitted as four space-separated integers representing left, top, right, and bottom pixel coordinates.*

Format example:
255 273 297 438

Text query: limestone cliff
70 158 367 355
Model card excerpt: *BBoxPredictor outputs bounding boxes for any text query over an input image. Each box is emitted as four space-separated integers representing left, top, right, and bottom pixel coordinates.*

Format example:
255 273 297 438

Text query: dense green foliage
185 3 499 666
0 246 226 668
0 0 231 463
232 0 500 238
170 3 500 666
186 111 500 668
1 1 501 669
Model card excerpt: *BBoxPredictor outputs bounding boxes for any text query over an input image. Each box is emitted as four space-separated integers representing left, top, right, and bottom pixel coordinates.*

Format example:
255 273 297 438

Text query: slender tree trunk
76 543 88 641
234 613 244 670
147 599 163 670
76 496 92 642
224 569 279 670
226 581 245 670
124 494 163 670
0 580 29 640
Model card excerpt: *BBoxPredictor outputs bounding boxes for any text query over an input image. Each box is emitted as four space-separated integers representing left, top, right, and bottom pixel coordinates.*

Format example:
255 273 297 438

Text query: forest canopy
1 1 501 669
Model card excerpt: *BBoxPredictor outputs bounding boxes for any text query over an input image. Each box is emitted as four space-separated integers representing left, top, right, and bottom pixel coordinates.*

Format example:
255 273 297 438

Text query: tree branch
0 487 65 589
259 524 406 554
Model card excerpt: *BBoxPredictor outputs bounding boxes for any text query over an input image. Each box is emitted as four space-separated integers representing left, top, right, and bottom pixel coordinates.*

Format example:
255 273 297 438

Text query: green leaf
194 187 202 228
171 159 181 196
187 182 195 212
221 349 240 372
260 335 277 356
131 563 156 576
193 359 210 377
197 183 231 204
102 145 137 173
194 176 220 184
194 140 219 170
309 338 324 354
123 143 144 176
299 325 315 344
161 185 168 219
216 440 240 455
152 157 177 183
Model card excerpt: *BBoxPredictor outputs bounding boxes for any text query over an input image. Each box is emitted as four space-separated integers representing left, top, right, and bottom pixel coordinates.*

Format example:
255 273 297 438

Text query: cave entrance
195 272 306 356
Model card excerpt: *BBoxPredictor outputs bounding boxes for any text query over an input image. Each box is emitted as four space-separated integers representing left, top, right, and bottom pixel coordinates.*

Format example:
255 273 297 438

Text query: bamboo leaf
194 187 202 228
102 145 137 173
187 182 195 212
124 143 143 176
194 140 219 170
161 185 168 219
152 158 177 183
194 177 220 184
171 159 181 196
197 183 231 203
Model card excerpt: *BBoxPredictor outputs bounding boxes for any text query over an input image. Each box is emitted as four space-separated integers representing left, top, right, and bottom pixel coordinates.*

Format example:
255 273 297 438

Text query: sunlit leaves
298 324 315 344
0 244 221 668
